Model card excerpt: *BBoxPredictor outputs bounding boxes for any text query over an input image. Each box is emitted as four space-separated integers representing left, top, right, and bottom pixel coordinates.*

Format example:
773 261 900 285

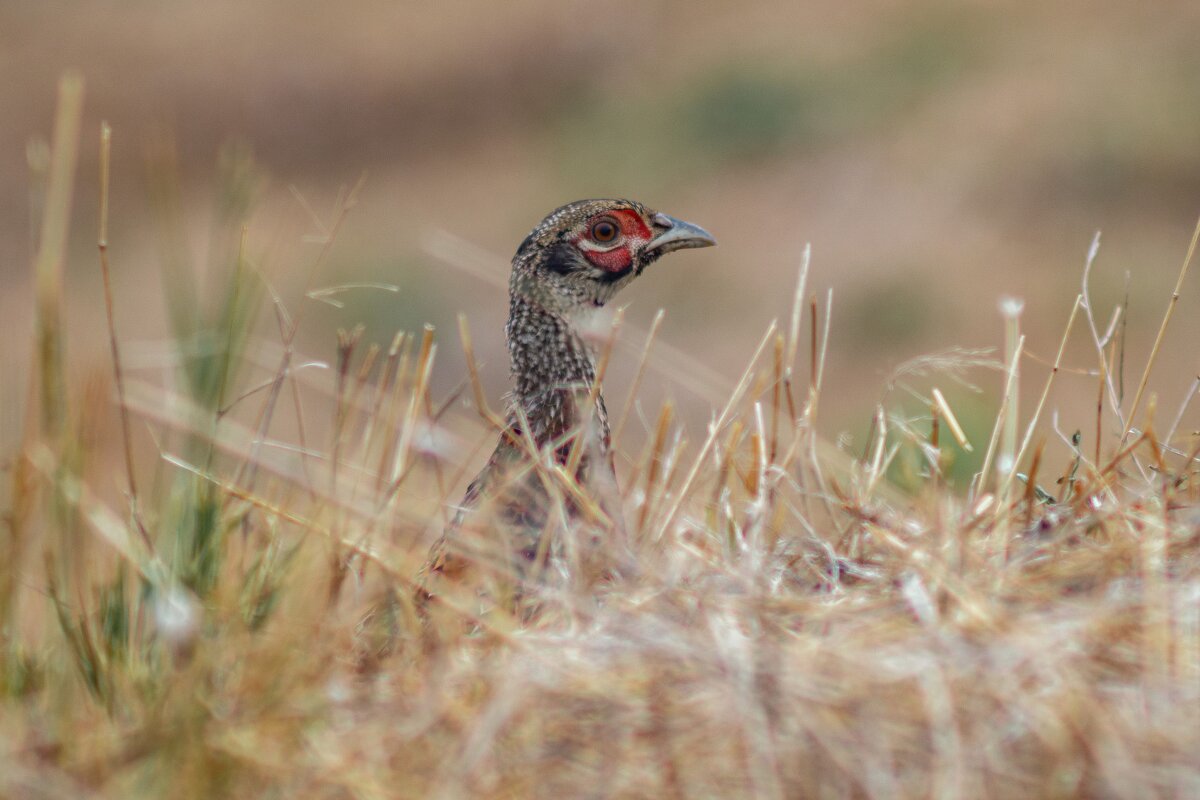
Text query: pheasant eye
590 219 619 243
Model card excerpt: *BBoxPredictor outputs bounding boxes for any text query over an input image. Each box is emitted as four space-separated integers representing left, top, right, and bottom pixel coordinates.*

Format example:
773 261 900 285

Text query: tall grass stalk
33 73 84 440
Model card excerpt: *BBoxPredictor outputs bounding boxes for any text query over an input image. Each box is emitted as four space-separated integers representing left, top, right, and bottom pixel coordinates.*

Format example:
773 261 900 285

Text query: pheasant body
421 199 714 593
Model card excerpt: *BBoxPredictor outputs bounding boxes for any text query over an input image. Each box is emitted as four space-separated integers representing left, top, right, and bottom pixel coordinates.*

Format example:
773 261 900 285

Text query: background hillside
3 1 1199 476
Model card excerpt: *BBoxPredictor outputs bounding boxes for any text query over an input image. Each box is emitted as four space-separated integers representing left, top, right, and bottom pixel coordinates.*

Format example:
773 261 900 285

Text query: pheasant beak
645 212 716 255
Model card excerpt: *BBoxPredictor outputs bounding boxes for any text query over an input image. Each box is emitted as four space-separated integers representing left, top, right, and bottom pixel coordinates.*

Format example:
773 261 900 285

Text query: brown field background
3 0 1199 490
3 5 1200 797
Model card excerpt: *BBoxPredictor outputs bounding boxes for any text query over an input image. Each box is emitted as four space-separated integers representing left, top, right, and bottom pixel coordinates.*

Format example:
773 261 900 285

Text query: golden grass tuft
2 79 1199 798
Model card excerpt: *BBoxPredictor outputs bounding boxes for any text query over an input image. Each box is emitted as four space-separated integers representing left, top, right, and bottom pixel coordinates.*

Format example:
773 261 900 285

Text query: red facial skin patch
575 209 652 273
610 208 652 241
581 244 633 273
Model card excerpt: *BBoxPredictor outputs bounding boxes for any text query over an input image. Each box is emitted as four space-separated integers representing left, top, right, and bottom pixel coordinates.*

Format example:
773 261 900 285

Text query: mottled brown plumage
419 199 714 599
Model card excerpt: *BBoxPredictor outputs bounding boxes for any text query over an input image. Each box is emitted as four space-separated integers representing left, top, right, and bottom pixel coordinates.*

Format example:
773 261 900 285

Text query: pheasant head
510 199 716 315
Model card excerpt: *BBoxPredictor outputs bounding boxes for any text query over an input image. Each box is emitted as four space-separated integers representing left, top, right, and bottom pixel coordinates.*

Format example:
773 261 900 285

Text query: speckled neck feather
506 287 608 454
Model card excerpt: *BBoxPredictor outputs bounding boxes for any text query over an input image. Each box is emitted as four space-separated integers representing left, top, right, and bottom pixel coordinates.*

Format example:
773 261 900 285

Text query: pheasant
420 198 714 601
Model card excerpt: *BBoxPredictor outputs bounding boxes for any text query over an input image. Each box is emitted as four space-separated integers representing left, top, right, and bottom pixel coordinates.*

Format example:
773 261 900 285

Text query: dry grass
3 77 1200 800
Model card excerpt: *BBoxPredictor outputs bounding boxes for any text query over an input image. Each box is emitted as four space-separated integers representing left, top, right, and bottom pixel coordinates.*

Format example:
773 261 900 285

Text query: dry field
2 69 1200 798
3 3 1200 797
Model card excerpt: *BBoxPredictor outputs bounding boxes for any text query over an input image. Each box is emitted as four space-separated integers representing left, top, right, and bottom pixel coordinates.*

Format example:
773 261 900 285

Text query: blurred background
3 0 1199 488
